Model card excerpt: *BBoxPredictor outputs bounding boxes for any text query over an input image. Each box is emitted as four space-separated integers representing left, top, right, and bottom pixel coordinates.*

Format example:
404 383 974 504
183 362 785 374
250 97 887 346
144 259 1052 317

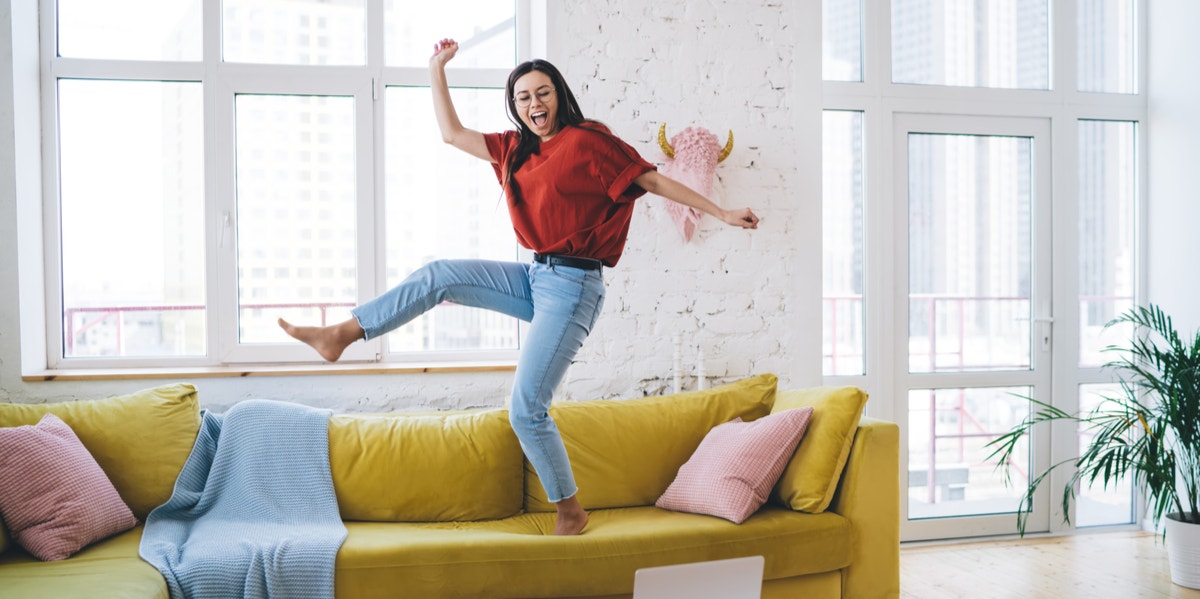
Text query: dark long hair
502 59 590 203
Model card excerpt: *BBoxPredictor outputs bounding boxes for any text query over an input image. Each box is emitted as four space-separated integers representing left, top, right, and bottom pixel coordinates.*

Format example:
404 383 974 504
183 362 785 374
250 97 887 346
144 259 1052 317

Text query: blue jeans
351 259 606 503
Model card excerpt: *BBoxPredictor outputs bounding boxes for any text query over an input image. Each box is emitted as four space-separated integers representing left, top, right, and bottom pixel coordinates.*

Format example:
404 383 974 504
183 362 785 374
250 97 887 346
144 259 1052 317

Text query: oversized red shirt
483 123 656 267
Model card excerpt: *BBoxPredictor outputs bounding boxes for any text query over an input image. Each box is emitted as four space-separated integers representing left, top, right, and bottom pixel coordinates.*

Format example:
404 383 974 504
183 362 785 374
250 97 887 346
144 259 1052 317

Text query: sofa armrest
828 417 899 599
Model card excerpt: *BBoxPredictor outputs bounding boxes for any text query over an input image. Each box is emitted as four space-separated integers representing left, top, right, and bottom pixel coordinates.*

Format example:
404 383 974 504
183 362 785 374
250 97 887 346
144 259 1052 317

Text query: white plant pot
1166 513 1200 589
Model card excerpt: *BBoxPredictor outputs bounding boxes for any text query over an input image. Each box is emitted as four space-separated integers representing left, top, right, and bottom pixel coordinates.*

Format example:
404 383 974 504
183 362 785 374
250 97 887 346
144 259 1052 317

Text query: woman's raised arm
430 38 493 162
635 170 760 229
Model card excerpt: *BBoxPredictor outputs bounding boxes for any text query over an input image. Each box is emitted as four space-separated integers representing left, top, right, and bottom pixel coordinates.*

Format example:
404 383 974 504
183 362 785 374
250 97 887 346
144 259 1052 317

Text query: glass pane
384 87 519 353
823 0 863 81
891 0 1050 89
57 0 202 61
909 387 1031 519
1077 0 1137 94
59 80 206 357
234 95 358 343
823 111 865 375
1079 120 1136 367
1076 384 1135 527
385 1 515 68
908 133 1033 372
224 0 365 65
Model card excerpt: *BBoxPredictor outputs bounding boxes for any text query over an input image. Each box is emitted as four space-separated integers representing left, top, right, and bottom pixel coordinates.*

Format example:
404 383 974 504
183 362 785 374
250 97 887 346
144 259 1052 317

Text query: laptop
632 555 765 599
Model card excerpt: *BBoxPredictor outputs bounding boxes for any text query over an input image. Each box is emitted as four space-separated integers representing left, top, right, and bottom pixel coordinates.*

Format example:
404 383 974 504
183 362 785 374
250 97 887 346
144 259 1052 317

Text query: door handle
1032 316 1053 351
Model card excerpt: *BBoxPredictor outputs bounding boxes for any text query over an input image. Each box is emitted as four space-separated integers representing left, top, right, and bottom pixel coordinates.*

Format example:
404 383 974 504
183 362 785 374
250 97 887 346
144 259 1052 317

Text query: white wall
1147 0 1200 335
0 1 823 410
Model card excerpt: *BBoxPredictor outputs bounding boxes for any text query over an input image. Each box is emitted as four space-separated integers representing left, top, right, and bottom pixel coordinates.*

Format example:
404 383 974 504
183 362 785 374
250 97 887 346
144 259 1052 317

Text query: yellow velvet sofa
0 374 899 599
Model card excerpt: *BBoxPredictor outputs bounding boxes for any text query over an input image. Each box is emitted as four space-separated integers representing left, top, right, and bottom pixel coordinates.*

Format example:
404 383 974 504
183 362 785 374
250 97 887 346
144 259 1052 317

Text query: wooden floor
901 530 1200 598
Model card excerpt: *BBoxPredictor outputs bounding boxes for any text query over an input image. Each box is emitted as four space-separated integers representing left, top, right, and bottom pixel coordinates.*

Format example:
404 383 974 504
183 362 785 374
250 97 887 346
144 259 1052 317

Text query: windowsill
22 360 517 382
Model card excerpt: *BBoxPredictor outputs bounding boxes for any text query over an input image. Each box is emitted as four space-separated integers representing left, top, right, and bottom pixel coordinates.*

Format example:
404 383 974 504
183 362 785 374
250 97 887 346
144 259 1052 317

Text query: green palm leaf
987 304 1200 535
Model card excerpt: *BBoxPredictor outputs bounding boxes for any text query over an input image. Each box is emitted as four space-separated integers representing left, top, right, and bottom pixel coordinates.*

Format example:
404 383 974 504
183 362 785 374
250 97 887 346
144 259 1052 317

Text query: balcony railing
824 293 1133 375
64 302 354 356
824 292 1133 505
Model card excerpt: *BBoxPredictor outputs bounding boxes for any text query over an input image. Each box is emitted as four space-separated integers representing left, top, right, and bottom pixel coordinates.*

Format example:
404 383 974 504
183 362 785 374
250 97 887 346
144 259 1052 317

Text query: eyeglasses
513 87 555 108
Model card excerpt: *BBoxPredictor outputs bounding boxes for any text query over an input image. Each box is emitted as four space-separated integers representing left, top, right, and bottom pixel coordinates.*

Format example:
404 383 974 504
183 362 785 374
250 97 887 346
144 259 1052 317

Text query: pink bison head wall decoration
656 123 734 242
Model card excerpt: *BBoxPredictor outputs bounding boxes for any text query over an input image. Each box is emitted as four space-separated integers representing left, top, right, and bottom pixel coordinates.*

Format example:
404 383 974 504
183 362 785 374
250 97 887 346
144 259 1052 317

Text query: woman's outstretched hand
430 38 459 68
721 208 760 229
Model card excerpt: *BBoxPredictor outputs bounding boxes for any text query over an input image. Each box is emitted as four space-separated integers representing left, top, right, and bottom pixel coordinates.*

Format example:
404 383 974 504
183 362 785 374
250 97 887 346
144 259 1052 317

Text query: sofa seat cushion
0 527 166 599
334 505 850 599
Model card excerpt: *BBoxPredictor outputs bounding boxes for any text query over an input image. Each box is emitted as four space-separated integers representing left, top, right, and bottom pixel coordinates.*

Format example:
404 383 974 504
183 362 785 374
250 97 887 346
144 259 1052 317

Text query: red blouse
483 123 656 267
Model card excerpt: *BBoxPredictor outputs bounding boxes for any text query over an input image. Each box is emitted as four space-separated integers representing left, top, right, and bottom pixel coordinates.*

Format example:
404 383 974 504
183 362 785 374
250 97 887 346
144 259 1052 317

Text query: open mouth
531 111 548 128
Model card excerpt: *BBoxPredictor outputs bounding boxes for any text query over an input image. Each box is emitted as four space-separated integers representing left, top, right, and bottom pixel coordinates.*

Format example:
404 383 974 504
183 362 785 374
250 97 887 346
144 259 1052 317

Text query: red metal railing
824 293 1133 503
64 302 355 356
825 294 1132 372
825 293 1033 375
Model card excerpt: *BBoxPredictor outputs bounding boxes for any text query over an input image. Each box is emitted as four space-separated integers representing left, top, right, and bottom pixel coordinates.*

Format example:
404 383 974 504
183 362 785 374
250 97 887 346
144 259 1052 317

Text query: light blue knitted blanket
139 399 346 599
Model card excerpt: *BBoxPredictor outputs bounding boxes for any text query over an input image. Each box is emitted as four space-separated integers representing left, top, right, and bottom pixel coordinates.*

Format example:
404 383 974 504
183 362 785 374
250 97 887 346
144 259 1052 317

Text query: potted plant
987 304 1200 589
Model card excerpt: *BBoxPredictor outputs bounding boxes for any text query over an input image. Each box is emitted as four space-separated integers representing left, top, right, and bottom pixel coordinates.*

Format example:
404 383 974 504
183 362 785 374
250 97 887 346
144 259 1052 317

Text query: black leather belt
534 253 604 271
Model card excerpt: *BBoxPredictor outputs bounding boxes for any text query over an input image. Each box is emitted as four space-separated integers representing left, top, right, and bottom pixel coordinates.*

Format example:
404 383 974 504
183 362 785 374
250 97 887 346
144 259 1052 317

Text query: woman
280 39 759 535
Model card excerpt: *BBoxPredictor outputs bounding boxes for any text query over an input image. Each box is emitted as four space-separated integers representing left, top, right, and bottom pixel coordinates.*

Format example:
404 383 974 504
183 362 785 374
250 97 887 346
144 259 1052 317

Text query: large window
822 0 1143 541
46 0 530 368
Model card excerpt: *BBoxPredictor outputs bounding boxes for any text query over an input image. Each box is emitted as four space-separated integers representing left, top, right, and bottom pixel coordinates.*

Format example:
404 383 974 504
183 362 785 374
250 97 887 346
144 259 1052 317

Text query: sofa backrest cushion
523 373 778 512
0 383 201 520
329 408 525 522
770 386 869 513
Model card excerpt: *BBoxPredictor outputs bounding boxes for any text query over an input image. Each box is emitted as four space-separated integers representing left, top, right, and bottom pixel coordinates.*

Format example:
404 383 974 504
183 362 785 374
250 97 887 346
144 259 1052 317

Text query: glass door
896 114 1053 541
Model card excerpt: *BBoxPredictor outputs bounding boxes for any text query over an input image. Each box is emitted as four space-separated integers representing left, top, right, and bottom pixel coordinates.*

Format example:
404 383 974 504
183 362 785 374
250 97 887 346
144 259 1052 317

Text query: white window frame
822 0 1148 412
33 0 543 372
821 0 1149 540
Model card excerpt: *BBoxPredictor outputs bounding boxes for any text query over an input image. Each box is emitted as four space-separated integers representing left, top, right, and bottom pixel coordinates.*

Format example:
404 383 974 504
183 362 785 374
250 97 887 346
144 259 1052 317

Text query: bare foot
277 317 363 362
553 495 589 536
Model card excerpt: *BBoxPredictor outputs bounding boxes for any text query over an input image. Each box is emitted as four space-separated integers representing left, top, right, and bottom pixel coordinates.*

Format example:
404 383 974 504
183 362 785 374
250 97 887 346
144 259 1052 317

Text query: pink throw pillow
0 413 137 561
657 407 814 523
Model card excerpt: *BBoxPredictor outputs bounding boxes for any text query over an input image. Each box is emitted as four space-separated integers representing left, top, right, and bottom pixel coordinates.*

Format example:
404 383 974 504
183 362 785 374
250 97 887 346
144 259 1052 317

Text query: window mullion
206 0 231 365
517 0 539 61
39 0 62 370
365 0 385 349
355 77 381 361
208 82 237 365
1054 0 1076 97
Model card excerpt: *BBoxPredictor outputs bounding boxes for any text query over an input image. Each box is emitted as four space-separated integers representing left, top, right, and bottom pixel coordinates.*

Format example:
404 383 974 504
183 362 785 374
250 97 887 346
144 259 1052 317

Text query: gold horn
717 130 734 162
657 123 675 159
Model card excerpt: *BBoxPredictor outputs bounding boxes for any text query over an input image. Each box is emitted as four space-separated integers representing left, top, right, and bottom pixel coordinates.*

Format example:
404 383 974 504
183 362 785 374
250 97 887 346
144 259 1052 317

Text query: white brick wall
0 1 822 411
551 0 822 400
